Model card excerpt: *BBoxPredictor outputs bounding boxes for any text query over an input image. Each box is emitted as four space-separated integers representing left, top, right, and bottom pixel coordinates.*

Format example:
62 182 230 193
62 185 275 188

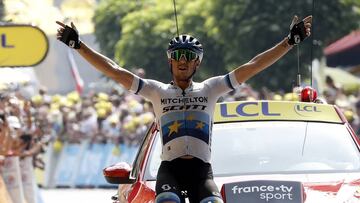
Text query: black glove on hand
287 16 307 46
60 25 81 49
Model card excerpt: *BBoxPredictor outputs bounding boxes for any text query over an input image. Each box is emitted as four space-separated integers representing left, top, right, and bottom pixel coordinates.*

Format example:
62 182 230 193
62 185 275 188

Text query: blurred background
0 0 360 202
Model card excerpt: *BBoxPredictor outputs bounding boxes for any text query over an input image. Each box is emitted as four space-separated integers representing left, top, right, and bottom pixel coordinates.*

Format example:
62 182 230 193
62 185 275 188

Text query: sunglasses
169 49 198 61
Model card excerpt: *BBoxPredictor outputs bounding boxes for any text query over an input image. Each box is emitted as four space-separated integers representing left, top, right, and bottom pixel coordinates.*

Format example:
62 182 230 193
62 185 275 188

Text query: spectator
353 100 360 135
323 75 341 104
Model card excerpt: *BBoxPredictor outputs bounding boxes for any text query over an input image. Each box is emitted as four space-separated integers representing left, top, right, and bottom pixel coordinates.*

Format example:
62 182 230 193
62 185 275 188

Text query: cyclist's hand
56 21 81 49
287 15 312 45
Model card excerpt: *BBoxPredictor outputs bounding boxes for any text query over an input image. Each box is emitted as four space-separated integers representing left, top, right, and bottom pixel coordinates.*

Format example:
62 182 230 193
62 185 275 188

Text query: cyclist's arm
76 42 135 90
231 37 292 84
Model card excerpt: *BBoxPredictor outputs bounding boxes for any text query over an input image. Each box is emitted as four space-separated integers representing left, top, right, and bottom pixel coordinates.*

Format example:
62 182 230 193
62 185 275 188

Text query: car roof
214 100 343 124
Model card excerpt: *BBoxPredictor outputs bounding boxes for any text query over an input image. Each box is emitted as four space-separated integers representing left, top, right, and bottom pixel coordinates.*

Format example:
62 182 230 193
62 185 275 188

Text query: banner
95 144 123 187
222 180 304 203
74 143 110 187
116 144 138 164
54 143 86 187
75 143 139 187
42 142 139 188
41 143 60 188
214 101 342 123
0 25 48 67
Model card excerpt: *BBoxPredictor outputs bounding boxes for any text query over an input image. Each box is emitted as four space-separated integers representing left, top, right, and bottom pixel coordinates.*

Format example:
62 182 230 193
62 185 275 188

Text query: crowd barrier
0 141 138 203
38 141 139 189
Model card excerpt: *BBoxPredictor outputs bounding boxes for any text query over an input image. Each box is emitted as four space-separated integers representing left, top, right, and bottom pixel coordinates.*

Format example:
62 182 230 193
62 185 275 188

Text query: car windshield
144 121 360 180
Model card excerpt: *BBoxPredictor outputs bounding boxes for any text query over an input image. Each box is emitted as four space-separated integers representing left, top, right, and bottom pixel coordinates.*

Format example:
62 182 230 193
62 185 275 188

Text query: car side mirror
103 162 135 184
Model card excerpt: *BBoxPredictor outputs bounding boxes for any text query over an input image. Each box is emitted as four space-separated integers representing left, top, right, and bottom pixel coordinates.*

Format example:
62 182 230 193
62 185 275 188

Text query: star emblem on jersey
195 121 205 129
168 120 182 136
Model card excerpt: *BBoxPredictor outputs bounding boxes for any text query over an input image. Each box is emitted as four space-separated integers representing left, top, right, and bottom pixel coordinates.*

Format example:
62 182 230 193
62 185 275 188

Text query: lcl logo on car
223 180 303 203
220 102 281 117
294 104 321 117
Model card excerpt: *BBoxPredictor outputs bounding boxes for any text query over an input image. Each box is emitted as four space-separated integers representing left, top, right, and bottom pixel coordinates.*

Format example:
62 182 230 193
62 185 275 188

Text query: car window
144 121 360 180
146 133 162 179
130 122 157 179
212 122 360 175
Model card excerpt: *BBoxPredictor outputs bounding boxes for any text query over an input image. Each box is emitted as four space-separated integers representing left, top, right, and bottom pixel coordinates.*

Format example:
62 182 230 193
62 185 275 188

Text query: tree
93 0 147 59
114 0 225 82
179 0 226 80
94 0 360 91
0 0 4 21
114 0 175 81
210 0 360 91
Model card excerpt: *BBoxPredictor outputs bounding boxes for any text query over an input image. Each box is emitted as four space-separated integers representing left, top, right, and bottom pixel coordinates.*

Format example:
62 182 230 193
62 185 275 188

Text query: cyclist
56 15 312 203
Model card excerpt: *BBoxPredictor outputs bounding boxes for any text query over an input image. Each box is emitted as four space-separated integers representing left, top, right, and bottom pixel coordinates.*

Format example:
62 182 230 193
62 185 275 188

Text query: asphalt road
40 188 117 203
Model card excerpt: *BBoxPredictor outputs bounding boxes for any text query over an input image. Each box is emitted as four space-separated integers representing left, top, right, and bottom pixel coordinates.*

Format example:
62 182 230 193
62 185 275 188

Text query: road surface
40 188 117 203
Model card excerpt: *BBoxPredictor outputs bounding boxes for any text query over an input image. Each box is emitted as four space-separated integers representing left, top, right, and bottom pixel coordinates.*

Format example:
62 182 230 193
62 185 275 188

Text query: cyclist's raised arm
231 15 312 84
56 21 136 89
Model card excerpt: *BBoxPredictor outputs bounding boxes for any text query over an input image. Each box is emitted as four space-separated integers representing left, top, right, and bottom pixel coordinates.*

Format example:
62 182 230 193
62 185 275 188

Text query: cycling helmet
167 34 203 62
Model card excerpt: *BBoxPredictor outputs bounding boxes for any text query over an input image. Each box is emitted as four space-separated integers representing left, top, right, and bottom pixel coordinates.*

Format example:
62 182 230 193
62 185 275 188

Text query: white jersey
130 72 240 163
